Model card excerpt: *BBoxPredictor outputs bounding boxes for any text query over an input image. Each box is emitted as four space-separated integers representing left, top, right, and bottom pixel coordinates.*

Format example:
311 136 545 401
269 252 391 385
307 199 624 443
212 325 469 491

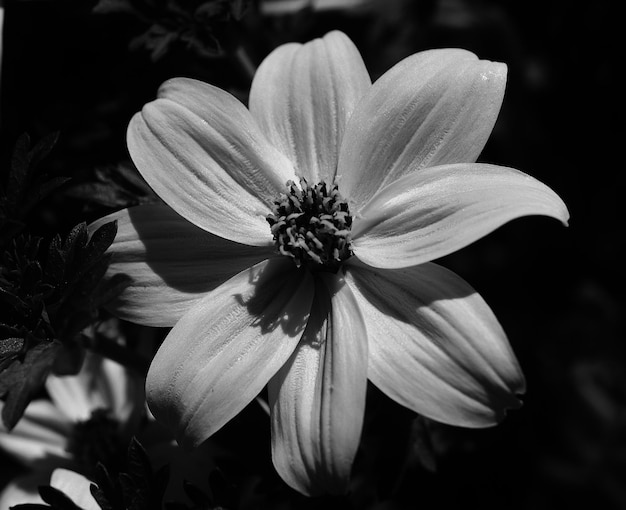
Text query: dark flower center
267 178 353 272
66 409 125 476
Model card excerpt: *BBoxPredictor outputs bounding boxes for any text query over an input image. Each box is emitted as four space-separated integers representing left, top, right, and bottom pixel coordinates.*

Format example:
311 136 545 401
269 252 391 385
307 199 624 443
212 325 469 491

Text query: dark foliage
93 0 252 60
1 0 624 508
0 135 130 428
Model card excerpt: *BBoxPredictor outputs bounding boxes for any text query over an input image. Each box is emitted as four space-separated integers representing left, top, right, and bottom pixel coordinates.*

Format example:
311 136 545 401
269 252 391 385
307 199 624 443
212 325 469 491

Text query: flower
92 30 569 495
0 351 142 507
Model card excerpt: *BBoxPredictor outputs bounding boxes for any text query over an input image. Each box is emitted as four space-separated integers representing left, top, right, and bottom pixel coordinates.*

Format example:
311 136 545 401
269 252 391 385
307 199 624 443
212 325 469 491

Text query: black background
1 0 624 509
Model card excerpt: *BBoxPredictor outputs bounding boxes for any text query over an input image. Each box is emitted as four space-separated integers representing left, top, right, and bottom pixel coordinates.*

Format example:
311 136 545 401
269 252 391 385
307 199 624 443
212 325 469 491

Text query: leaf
182 480 212 507
3 132 61 218
62 223 89 273
92 0 138 15
91 464 121 510
21 176 72 215
87 439 171 510
39 485 84 510
91 273 132 310
0 337 25 359
6 134 33 208
85 222 118 267
0 340 61 429
45 234 67 287
28 131 60 170
65 163 156 211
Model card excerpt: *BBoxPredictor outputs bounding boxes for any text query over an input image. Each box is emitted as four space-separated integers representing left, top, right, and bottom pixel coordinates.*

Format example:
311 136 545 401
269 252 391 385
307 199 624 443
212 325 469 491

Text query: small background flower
0 343 143 507
1 0 623 509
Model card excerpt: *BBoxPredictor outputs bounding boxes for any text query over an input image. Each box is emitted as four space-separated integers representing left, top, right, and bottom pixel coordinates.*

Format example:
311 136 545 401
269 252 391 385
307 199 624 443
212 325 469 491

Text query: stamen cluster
267 178 353 272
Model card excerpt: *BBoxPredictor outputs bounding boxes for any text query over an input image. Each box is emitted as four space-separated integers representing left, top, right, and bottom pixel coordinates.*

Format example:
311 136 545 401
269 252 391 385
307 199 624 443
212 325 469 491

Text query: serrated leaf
7 134 33 207
126 438 152 483
22 260 44 294
119 472 140 509
28 131 60 170
5 132 60 217
86 221 117 265
0 337 25 358
63 223 89 269
45 234 67 286
91 273 132 309
0 340 61 429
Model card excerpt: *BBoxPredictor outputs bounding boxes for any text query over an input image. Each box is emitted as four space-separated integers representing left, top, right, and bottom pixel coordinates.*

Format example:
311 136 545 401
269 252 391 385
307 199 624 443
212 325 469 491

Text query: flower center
66 409 125 476
267 178 353 272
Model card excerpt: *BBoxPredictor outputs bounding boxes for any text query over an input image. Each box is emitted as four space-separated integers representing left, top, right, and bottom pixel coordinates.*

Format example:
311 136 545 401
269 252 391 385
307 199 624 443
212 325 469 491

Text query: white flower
92 31 568 495
0 353 141 507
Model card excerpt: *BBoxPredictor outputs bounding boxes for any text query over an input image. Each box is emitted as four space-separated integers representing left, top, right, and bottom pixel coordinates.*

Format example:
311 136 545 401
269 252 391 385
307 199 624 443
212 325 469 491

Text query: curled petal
339 49 507 207
249 31 371 183
90 204 273 327
345 262 525 427
128 78 296 245
352 163 569 268
146 258 314 447
269 273 368 496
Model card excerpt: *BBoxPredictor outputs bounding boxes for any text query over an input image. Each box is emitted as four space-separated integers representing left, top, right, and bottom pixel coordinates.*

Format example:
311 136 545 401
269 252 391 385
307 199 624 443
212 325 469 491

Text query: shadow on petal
232 257 312 338
345 259 525 427
127 204 274 295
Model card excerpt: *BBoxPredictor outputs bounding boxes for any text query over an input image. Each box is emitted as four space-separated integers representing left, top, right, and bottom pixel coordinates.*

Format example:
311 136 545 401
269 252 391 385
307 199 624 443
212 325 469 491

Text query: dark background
1 0 624 509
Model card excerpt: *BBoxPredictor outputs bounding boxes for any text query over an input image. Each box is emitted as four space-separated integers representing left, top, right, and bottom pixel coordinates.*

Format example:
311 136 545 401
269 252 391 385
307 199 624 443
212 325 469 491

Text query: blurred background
0 0 623 509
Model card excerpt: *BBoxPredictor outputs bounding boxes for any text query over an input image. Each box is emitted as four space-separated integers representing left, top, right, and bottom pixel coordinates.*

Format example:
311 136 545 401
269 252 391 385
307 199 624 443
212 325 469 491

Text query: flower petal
0 472 49 508
146 258 314 448
47 354 141 426
50 469 100 510
269 273 368 496
128 77 296 245
90 204 274 327
345 262 525 427
97 355 143 425
351 163 569 269
338 49 507 207
249 31 371 183
0 400 71 463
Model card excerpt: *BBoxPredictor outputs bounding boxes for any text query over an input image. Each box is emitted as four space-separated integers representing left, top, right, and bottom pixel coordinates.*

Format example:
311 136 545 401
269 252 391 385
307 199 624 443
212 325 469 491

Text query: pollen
267 178 353 272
